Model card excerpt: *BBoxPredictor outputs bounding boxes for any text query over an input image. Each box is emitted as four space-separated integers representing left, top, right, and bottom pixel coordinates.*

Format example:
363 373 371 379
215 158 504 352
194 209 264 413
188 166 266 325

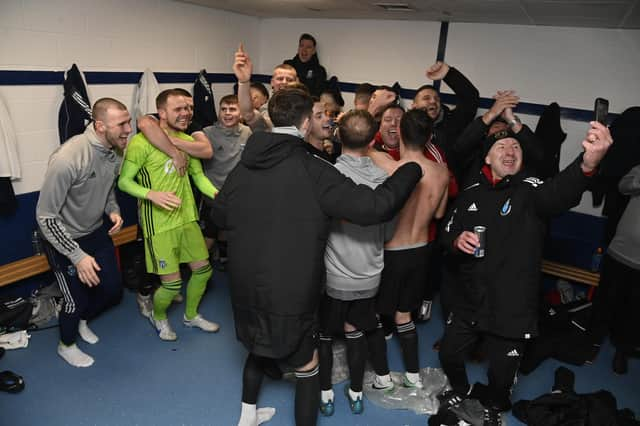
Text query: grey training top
324 154 393 301
607 164 640 270
36 124 121 264
202 122 251 191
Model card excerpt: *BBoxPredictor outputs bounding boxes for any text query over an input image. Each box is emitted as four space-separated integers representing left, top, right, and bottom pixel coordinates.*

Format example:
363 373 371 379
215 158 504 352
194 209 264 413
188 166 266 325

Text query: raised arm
234 43 261 128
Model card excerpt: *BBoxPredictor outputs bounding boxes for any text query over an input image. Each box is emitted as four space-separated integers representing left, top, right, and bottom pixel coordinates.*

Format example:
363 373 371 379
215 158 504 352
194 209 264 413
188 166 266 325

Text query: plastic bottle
32 229 43 255
591 247 603 272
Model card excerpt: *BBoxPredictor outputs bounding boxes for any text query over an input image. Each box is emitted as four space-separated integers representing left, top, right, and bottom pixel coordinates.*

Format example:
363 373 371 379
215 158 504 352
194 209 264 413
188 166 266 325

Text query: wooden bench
0 225 138 287
541 259 600 287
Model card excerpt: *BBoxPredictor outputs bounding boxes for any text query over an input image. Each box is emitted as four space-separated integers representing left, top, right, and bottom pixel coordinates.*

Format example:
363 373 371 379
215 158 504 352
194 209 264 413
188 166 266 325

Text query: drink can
473 226 486 258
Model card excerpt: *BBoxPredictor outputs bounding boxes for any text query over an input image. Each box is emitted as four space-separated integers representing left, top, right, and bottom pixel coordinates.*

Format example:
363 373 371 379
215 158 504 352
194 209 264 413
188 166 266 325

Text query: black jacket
431 67 479 178
192 69 217 128
453 117 545 187
58 64 92 144
210 131 421 359
284 54 327 97
440 157 592 339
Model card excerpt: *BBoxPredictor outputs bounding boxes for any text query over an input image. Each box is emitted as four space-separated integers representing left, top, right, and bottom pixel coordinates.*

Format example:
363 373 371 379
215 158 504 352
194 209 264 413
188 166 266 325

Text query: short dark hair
414 84 438 100
268 88 313 128
250 82 269 100
171 87 192 98
400 108 433 149
299 33 317 46
92 97 127 121
156 89 188 110
338 110 377 149
380 103 405 118
219 94 238 106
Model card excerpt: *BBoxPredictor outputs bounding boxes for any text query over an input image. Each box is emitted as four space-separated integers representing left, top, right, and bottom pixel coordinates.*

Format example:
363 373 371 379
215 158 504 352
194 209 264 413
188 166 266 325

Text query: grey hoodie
36 124 121 264
324 154 394 300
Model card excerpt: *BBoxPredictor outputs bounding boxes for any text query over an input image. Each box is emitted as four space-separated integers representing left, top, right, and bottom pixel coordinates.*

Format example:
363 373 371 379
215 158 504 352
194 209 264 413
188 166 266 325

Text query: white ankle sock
375 374 392 386
78 320 99 344
58 342 94 367
348 388 363 401
237 402 276 426
321 389 334 403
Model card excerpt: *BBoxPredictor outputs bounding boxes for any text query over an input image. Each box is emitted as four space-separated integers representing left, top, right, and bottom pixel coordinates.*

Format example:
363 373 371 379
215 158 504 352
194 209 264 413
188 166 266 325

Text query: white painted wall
2 2 639 216
0 0 258 195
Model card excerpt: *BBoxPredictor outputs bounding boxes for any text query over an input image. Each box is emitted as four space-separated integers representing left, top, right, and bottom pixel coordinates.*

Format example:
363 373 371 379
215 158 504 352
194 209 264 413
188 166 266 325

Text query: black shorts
319 294 379 335
376 244 429 316
279 325 318 369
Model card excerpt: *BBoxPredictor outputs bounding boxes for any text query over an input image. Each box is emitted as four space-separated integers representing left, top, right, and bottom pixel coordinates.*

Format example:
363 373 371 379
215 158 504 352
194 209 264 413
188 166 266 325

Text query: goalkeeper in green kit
118 89 219 341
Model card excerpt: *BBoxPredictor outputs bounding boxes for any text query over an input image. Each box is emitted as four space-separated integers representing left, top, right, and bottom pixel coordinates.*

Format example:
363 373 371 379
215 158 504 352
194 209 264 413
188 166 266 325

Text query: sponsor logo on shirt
500 198 512 216
159 260 167 269
507 349 520 357
467 203 478 212
164 159 176 175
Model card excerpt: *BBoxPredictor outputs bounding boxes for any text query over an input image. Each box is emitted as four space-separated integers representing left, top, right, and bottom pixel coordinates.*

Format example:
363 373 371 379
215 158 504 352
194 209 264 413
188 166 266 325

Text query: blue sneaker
319 399 334 417
344 385 364 415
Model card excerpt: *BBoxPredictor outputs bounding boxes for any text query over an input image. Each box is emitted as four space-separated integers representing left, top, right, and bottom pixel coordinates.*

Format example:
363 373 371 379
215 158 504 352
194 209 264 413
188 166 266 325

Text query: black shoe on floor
613 349 628 375
482 407 502 426
437 389 466 411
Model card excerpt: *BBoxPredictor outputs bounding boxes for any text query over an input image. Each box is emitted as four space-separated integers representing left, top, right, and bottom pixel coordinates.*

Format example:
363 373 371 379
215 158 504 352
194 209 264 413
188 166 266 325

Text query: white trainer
149 313 177 341
78 319 99 344
183 314 220 333
136 293 153 319
58 342 94 367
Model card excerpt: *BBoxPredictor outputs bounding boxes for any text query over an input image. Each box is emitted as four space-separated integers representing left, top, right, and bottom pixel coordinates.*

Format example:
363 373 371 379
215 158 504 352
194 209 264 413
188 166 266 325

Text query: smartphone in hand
594 98 609 124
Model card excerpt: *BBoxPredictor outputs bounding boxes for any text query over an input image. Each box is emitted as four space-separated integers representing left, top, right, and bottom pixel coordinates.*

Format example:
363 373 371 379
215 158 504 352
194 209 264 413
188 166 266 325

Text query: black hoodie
210 131 421 359
284 54 327 97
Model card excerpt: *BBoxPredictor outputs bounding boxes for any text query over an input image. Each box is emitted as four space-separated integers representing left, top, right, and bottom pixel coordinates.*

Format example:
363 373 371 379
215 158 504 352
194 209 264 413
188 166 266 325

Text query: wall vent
375 3 414 12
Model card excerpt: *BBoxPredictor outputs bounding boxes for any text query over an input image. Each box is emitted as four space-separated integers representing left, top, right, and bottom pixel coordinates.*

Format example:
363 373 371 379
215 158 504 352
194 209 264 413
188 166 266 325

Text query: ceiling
177 0 640 29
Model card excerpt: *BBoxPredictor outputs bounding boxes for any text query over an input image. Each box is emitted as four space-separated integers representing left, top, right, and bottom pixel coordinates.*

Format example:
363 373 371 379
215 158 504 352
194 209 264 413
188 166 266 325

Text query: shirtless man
370 108 449 388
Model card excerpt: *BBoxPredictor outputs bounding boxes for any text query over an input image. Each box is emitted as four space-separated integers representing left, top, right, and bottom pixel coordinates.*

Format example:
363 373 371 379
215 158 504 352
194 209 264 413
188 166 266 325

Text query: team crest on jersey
159 260 167 269
67 265 77 276
500 198 512 216
163 159 176 175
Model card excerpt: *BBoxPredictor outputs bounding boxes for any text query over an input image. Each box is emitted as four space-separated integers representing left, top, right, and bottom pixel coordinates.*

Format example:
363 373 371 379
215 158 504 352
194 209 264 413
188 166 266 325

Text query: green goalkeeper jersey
119 131 217 237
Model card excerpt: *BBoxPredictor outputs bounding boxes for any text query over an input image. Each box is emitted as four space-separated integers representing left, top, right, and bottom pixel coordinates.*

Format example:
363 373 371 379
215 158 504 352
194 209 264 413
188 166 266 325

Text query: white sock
375 374 393 387
237 402 276 426
78 320 99 344
348 388 363 401
57 342 94 367
405 371 420 384
321 389 334 403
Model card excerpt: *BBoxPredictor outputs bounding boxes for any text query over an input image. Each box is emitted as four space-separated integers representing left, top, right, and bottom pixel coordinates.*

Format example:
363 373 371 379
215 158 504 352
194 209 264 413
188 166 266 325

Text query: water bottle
591 247 603 272
32 229 43 255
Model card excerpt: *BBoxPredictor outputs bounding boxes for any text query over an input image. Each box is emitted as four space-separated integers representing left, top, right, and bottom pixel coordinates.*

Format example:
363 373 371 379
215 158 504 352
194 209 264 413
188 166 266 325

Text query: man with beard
118 89 219 342
37 98 131 367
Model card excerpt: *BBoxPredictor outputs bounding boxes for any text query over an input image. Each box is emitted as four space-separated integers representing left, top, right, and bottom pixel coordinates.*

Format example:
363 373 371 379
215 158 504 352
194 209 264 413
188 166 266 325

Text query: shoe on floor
402 372 423 389
613 349 628 375
437 389 465 411
149 314 177 341
372 374 395 393
57 342 94 367
344 385 363 414
0 370 25 393
183 314 220 333
136 293 153 318
319 398 334 416
483 407 503 426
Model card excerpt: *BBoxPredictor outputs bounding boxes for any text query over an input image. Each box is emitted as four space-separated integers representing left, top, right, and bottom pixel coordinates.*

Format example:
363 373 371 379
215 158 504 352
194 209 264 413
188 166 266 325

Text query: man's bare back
370 149 448 248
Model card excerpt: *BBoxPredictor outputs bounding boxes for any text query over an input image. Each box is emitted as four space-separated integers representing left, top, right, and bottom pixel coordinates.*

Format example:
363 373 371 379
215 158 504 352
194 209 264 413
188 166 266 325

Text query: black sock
259 357 283 381
241 353 265 404
367 322 390 376
345 330 366 392
295 365 320 426
318 334 333 391
218 240 228 260
397 320 419 373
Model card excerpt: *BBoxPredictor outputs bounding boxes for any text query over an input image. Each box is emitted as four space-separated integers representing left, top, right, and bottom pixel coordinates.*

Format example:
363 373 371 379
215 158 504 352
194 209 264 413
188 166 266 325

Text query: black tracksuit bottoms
439 313 525 411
